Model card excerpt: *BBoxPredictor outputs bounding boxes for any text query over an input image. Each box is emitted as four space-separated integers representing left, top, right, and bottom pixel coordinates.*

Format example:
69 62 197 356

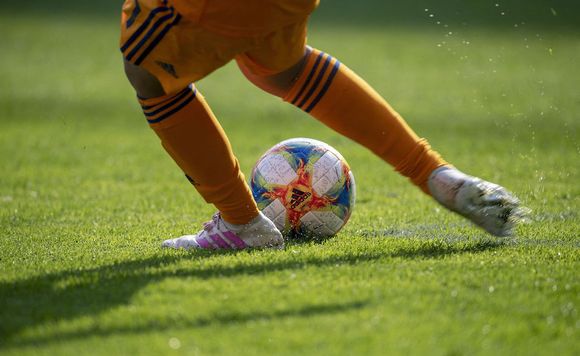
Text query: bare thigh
124 59 166 99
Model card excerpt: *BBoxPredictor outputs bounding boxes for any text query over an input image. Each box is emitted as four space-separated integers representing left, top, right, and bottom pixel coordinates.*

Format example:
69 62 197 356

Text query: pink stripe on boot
222 231 247 249
196 237 213 249
209 233 231 249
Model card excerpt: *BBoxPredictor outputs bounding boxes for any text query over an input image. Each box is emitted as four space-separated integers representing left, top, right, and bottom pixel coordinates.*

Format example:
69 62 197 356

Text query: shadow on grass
1 0 578 31
5 300 369 349
0 238 505 348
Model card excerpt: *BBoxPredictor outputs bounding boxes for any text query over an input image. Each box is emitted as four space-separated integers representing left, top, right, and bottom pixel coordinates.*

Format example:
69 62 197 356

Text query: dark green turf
0 1 578 355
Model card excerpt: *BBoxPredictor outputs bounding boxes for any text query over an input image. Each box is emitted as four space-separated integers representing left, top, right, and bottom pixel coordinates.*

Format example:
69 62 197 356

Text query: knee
123 59 165 99
238 53 309 98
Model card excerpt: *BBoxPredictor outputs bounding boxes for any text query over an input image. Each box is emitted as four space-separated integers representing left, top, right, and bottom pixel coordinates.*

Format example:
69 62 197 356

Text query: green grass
1 1 578 355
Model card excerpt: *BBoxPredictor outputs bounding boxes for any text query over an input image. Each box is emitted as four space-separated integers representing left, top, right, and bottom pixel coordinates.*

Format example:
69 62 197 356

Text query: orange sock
284 48 447 194
139 85 259 224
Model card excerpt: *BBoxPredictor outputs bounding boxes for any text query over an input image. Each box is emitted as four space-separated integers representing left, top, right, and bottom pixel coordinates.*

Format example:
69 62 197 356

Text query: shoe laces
202 212 223 233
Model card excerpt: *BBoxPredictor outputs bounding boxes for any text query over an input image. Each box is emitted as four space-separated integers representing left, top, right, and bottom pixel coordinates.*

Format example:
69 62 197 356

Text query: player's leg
237 52 308 98
124 60 257 225
427 166 526 236
237 27 525 236
236 22 444 193
120 0 283 249
123 60 283 249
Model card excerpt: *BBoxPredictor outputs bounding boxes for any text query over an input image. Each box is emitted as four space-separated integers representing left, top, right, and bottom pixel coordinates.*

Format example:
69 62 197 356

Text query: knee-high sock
283 48 448 194
139 85 259 224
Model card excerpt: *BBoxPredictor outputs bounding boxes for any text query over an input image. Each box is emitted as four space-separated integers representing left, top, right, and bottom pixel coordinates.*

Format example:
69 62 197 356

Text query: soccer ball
251 138 356 238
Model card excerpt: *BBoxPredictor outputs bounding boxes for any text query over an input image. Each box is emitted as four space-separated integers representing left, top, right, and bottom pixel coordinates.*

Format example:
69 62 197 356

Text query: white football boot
428 167 528 236
162 212 284 250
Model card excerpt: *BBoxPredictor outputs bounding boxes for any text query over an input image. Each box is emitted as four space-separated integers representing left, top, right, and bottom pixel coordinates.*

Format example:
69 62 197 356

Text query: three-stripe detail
140 85 196 124
196 231 247 250
121 4 181 65
290 51 341 113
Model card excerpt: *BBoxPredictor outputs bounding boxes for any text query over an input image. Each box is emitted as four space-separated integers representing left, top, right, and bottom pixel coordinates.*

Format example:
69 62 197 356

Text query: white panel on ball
312 151 342 195
257 154 298 185
262 198 287 231
300 211 345 237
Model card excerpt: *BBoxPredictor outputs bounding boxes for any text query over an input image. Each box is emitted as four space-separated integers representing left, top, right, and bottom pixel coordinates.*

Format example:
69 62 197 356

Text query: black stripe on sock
305 60 341 113
146 89 197 124
141 86 191 116
297 54 333 109
291 52 325 105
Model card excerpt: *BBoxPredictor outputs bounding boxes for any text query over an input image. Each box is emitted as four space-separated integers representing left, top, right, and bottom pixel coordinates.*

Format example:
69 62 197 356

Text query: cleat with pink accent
162 212 284 250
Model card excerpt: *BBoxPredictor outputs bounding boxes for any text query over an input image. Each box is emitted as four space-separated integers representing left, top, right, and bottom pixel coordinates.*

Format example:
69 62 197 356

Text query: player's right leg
427 167 527 237
278 49 527 236
236 23 526 237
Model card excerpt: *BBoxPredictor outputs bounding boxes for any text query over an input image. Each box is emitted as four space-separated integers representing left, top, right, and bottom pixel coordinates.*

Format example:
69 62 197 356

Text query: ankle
222 212 263 232
428 166 470 210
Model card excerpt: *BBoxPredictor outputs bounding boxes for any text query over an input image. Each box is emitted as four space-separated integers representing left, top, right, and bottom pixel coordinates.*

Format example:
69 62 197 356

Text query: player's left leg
124 61 284 249
237 34 526 236
120 0 285 249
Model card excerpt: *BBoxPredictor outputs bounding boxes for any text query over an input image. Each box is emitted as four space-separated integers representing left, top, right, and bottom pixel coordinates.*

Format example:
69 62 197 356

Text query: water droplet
169 337 182 350
482 324 491 334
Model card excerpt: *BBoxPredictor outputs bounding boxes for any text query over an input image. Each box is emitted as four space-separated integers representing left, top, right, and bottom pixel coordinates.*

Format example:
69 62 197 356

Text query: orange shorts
120 0 319 94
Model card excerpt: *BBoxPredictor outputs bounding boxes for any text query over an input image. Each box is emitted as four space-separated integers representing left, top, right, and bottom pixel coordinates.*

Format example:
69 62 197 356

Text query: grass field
1 0 578 355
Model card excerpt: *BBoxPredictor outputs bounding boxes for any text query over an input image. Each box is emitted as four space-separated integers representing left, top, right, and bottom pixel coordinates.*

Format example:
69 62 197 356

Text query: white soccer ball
251 138 356 238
